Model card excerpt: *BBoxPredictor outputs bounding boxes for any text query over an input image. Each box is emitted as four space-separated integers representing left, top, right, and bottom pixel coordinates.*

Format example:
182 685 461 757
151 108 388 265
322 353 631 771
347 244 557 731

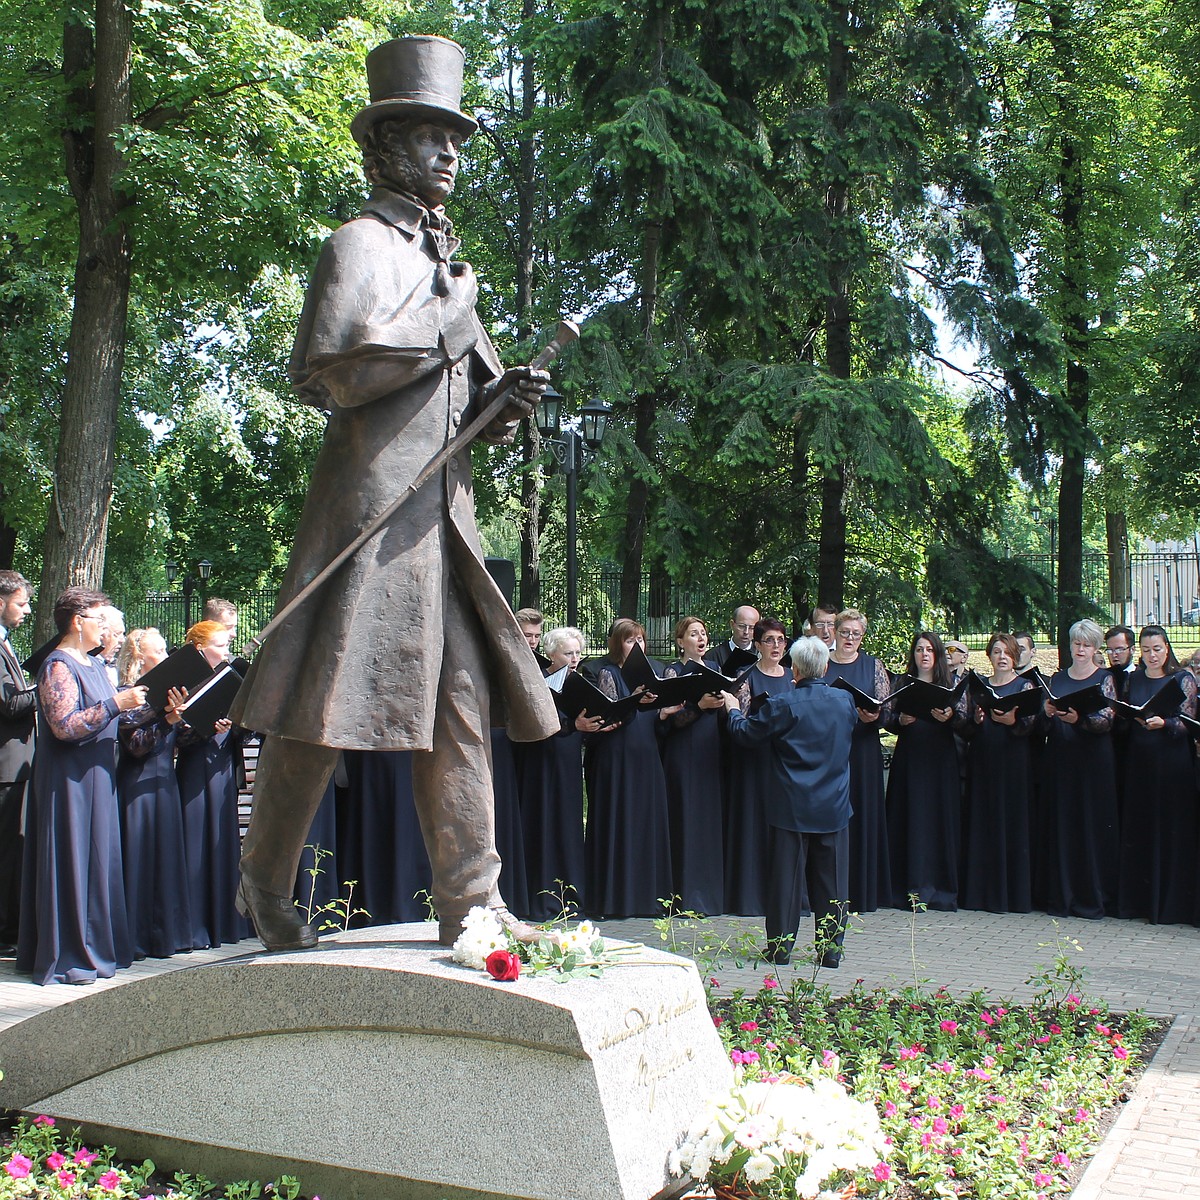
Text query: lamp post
534 388 611 628
166 558 213 637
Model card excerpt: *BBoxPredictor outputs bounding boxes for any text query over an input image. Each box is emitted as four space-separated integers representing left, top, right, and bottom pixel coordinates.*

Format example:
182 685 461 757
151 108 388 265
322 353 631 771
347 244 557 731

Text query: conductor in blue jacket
723 635 857 967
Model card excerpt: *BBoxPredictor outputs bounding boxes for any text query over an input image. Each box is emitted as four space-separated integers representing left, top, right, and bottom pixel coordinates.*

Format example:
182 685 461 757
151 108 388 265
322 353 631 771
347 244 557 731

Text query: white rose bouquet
670 1066 888 1200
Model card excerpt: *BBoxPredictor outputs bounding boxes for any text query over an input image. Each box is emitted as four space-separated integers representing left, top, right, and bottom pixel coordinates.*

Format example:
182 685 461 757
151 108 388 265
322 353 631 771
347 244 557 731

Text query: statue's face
396 121 461 206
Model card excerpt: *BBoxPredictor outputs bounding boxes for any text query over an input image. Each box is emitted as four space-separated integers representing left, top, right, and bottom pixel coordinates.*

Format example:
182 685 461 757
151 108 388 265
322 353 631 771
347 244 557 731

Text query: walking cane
240 319 580 659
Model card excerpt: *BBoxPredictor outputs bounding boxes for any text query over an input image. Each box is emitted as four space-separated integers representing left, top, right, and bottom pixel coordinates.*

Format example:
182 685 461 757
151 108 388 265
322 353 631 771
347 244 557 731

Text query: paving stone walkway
2 908 1198 1197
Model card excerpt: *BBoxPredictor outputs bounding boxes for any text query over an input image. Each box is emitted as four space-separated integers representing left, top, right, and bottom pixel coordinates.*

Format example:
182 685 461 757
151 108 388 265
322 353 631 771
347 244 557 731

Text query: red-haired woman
175 620 250 949
583 618 671 918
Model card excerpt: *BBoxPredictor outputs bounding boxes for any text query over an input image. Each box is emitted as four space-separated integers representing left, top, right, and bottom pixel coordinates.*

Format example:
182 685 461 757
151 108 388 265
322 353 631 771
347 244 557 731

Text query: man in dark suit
723 635 857 967
0 570 36 956
707 604 759 670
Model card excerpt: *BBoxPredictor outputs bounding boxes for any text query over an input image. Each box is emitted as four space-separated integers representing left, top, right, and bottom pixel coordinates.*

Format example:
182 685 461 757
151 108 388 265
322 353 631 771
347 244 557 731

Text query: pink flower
898 1079 914 1093
74 1149 98 1167
822 1048 837 1066
1095 1023 1111 1036
983 1054 996 1067
927 1095 942 1109
1066 994 1081 1010
1075 1108 1090 1122
47 1152 67 1170
996 1007 1008 1016
996 1119 1009 1132
910 1116 924 1129
709 977 720 988
932 1116 948 1134
939 1019 958 1034
899 1043 924 1060
1053 1153 1070 1166
980 1010 995 1025
764 1041 778 1050
1113 1045 1129 1060
58 1171 77 1187
712 1015 724 1027
920 1132 933 1147
4 1155 33 1180
98 1169 122 1191
884 1100 898 1116
739 1021 758 1031
873 1162 892 1182
950 1104 965 1118
762 976 779 989
32 1115 56 1128
1035 1035 1050 1044
937 1060 955 1074
1049 1023 1062 1034
1034 1172 1053 1186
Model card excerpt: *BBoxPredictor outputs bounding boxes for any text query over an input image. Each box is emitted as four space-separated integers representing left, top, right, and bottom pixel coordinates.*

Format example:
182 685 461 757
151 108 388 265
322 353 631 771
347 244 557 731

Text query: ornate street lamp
536 390 613 627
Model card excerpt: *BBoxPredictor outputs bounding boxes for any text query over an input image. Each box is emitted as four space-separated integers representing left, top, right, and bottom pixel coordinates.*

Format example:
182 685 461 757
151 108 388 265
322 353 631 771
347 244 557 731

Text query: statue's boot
237 736 339 952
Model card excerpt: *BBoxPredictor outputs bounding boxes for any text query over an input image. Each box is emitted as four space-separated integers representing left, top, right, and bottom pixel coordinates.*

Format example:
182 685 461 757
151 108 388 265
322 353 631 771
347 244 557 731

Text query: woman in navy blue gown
115 628 193 959
886 630 970 912
584 618 672 918
724 618 794 915
1039 618 1119 919
515 626 592 920
822 609 891 913
1117 626 1198 924
337 749 432 925
175 620 250 949
18 588 147 985
658 616 726 915
961 632 1037 913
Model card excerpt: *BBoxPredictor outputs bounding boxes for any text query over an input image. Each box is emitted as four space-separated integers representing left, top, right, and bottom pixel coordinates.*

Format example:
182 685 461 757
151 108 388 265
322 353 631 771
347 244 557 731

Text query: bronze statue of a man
230 36 559 950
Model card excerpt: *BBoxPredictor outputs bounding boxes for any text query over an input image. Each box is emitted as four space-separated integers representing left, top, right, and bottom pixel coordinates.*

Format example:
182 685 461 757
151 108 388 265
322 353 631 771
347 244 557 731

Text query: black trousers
766 825 848 963
0 779 26 944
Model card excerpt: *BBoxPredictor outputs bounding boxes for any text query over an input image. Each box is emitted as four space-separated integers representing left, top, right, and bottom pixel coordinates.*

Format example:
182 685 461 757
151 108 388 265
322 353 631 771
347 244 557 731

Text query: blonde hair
835 608 867 631
116 627 165 687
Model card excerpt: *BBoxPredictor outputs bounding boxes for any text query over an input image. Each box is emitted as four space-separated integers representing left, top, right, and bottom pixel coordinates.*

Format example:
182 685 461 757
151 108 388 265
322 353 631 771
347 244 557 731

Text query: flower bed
706 974 1160 1199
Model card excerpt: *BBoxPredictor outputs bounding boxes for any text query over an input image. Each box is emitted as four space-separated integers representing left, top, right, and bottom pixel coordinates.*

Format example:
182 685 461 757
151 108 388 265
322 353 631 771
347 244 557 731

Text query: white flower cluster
671 1073 886 1199
451 906 509 969
554 919 598 953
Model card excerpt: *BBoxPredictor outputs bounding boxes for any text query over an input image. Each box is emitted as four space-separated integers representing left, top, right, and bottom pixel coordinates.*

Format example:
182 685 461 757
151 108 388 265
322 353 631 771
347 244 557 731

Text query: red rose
485 949 521 981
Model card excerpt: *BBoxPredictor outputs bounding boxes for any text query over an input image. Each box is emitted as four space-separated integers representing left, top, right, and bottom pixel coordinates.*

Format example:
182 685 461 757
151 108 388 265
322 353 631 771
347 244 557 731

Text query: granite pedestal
0 924 731 1200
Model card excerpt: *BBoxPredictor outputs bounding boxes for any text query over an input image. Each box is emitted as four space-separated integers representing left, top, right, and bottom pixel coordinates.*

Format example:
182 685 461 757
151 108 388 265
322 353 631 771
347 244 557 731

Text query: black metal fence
11 548 1197 666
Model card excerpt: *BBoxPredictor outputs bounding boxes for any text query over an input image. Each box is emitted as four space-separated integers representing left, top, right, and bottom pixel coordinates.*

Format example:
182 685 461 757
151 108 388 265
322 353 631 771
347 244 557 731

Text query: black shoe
236 874 317 952
0 942 16 958
820 950 842 969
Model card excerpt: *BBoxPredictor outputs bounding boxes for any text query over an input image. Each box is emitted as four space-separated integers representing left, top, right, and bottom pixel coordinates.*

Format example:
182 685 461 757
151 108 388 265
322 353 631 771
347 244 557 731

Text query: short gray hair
1068 618 1104 650
544 625 585 657
789 634 829 680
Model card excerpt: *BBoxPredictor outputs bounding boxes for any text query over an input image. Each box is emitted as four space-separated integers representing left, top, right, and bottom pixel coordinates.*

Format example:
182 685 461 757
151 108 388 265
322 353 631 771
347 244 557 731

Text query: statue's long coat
231 187 558 750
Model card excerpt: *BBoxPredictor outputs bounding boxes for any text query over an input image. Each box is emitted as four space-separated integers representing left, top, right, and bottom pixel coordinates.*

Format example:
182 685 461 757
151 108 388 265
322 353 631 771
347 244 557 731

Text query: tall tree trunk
36 1 133 642
817 0 850 610
1105 510 1129 624
788 426 810 634
516 1 542 611
618 154 667 620
1051 1 1089 667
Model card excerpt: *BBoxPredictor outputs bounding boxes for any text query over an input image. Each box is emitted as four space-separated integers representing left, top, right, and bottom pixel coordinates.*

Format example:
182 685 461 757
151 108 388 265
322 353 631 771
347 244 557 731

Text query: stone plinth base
0 924 730 1200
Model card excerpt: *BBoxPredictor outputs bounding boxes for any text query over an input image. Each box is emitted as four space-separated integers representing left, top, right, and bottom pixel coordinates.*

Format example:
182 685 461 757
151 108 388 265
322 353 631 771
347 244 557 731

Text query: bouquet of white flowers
670 1066 888 1200
451 907 636 982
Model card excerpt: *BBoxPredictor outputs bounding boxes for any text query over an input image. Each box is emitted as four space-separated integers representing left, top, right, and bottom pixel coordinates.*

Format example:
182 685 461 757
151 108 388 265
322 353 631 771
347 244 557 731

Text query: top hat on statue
350 35 478 147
